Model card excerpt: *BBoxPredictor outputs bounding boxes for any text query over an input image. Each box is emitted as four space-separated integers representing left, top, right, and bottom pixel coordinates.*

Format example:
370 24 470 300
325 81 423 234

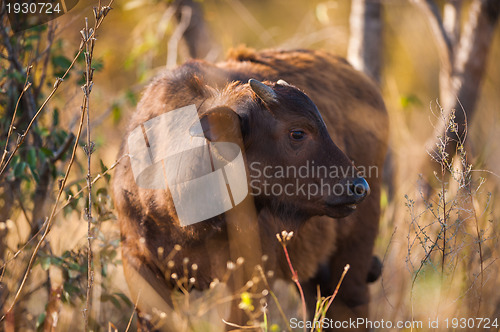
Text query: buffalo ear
190 106 244 143
249 79 278 104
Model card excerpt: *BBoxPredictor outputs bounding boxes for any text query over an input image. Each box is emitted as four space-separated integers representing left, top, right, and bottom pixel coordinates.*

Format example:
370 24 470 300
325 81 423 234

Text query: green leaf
36 312 46 331
270 324 280 332
25 34 41 42
68 262 82 272
62 290 70 303
96 187 108 196
76 51 85 64
13 161 27 178
50 256 64 268
93 59 104 72
102 262 108 277
28 164 40 183
101 294 121 309
54 129 68 146
68 269 80 279
111 103 122 124
26 148 40 183
114 292 133 307
52 55 72 77
52 108 60 127
36 127 50 138
40 147 54 158
31 24 47 33
400 94 422 109
125 89 137 106
52 55 72 69
27 148 37 169
63 282 81 296
40 256 51 271
8 71 25 84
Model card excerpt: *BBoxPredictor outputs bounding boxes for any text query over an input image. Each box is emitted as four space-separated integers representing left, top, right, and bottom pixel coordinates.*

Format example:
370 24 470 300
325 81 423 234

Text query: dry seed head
210 278 220 289
246 280 254 288
261 289 269 296
191 263 198 271
171 273 178 280
227 261 235 270
183 257 189 265
261 254 268 262
277 230 293 244
139 237 146 244
174 244 182 251
236 257 245 265
157 247 164 257
189 277 196 284
101 6 112 17
167 260 175 269
267 270 274 278
152 308 166 320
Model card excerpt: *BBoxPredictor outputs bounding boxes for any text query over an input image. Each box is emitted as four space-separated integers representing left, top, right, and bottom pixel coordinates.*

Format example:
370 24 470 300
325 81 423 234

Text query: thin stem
0 0 114 322
0 66 32 168
281 243 307 332
319 264 350 332
1 91 88 323
83 14 94 331
0 0 113 180
441 151 446 276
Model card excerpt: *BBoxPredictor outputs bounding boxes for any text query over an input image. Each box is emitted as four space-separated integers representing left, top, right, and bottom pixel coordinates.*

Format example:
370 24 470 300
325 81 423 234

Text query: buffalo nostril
351 177 370 198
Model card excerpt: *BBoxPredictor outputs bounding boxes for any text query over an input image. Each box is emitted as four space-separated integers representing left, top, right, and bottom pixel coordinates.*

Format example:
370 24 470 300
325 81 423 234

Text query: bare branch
1 78 87 325
0 19 38 121
411 0 453 71
0 155 123 275
226 0 275 45
34 21 57 99
82 6 102 327
167 4 192 69
173 0 216 60
426 0 500 161
0 3 113 180
0 1 114 322
0 66 32 168
347 0 383 83
443 0 463 50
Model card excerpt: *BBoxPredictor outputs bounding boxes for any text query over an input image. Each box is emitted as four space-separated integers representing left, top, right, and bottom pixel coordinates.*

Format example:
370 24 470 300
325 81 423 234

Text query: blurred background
1 0 500 330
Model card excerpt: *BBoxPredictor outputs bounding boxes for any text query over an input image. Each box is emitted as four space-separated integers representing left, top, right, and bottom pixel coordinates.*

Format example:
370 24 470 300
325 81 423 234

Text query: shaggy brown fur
113 48 388 331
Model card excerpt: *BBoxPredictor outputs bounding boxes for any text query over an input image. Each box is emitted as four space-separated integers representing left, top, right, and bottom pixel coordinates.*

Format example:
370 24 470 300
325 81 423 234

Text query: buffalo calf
113 48 388 331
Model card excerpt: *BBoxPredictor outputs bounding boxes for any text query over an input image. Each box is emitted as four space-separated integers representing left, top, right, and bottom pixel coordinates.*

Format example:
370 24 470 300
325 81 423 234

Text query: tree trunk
415 0 500 163
173 0 216 60
347 0 383 84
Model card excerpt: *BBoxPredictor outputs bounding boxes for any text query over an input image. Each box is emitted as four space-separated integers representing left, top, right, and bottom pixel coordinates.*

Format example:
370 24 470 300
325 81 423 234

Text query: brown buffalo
113 48 388 331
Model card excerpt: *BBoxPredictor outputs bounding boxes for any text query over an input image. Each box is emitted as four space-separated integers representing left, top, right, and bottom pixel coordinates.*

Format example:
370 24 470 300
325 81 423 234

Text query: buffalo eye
289 129 306 141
